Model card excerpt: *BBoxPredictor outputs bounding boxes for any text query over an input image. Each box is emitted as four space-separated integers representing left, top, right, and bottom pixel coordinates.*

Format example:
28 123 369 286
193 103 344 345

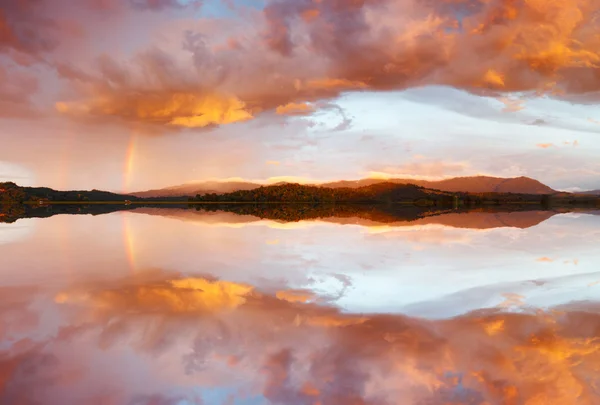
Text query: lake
1 207 600 404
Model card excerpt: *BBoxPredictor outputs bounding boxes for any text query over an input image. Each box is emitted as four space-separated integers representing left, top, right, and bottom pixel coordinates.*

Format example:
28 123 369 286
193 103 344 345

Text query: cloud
498 96 525 113
275 289 316 303
398 86 600 135
129 393 204 404
0 161 35 186
0 0 60 62
564 259 580 266
536 257 554 262
0 223 34 245
4 0 596 131
537 140 580 148
4 274 600 404
128 0 202 11
56 91 254 128
0 64 41 118
275 102 315 116
369 159 469 179
59 277 255 313
266 160 281 165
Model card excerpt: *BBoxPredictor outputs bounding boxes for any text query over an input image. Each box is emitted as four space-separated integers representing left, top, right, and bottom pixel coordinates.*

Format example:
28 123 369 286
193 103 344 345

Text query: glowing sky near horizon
1 0 600 192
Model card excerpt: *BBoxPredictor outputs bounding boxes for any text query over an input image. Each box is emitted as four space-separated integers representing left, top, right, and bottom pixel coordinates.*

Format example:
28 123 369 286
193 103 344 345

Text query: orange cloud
369 159 468 179
536 143 555 149
305 78 368 91
265 160 280 165
536 257 554 262
275 102 315 116
484 69 505 88
275 289 316 303
498 97 525 113
57 277 254 313
56 92 253 128
7 0 600 130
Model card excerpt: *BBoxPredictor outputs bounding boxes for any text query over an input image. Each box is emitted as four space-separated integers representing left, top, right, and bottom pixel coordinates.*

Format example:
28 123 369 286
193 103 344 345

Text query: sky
1 0 600 192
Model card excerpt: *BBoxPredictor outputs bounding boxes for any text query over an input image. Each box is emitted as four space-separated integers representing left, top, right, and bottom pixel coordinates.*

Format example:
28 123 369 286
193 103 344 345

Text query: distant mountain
579 189 600 196
133 176 556 197
321 176 556 194
130 181 262 198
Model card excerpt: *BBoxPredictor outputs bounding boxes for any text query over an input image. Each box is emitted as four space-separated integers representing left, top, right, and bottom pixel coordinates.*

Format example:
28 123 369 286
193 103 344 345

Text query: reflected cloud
0 223 34 245
1 274 600 404
58 277 254 314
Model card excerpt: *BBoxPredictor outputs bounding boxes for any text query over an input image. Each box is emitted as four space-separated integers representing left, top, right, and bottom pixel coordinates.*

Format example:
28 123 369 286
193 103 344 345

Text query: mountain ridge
580 189 600 196
130 176 557 197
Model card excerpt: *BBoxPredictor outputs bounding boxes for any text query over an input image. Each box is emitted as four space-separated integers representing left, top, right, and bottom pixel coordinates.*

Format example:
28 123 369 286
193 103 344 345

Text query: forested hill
0 182 187 203
191 182 459 203
0 181 142 202
189 182 598 205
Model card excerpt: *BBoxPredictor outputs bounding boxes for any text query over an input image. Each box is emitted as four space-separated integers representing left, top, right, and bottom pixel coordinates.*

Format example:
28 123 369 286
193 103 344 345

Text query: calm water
1 208 600 404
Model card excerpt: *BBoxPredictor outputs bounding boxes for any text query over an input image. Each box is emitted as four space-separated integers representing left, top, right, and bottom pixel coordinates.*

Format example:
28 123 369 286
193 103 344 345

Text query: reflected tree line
2 181 599 224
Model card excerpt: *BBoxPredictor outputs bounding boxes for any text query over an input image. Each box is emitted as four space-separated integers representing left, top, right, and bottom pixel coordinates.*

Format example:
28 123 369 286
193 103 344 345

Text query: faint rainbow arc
123 213 137 274
123 134 137 194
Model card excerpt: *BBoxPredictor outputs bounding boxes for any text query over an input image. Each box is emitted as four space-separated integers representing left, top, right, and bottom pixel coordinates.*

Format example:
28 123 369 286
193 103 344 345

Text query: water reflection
1 207 599 404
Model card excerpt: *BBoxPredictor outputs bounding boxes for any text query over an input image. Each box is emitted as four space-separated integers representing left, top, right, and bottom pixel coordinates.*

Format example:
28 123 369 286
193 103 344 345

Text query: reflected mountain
136 204 564 230
0 202 189 223
4 200 599 230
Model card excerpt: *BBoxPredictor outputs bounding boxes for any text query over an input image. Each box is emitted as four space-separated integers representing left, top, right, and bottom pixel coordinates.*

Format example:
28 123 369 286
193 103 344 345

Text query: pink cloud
2 0 599 131
0 64 41 118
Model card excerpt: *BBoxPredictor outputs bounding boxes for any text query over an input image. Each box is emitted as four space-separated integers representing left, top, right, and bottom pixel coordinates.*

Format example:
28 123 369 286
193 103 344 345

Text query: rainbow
122 133 137 194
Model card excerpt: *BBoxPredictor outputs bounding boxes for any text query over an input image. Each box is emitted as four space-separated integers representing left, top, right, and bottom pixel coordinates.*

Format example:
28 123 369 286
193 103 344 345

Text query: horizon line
4 174 588 195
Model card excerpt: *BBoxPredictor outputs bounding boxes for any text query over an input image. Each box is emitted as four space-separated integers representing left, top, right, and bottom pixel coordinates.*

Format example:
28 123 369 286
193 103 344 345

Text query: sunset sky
1 0 600 193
